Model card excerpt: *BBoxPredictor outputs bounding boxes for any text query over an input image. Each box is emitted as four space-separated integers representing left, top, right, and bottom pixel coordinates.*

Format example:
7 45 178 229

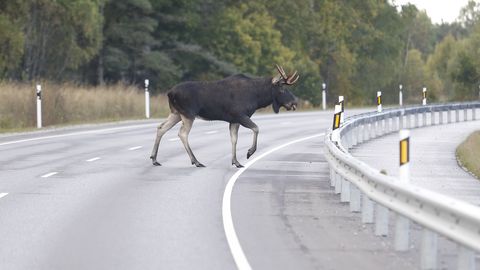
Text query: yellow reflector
333 113 341 130
400 138 409 165
377 96 381 105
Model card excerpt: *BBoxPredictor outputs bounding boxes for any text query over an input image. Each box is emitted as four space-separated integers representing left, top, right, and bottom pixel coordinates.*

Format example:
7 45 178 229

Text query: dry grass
0 82 170 132
456 131 480 180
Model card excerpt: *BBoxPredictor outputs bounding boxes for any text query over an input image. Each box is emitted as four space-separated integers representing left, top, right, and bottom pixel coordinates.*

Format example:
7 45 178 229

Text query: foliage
456 131 480 180
1 0 480 105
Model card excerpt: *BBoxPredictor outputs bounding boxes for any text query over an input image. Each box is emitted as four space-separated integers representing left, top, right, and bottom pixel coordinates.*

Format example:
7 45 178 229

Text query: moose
150 64 299 168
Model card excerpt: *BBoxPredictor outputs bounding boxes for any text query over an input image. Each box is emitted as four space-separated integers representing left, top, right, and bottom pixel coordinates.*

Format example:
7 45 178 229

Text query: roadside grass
0 82 170 133
456 131 480 180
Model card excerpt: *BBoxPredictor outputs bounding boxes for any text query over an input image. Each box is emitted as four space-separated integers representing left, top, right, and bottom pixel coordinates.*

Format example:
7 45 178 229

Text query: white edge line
0 193 8 199
222 132 325 270
86 157 101 162
128 146 143 151
41 172 58 178
0 123 158 147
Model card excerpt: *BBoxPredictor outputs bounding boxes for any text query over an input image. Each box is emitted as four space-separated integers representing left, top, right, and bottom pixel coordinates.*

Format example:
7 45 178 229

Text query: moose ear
272 98 280 113
271 74 282 85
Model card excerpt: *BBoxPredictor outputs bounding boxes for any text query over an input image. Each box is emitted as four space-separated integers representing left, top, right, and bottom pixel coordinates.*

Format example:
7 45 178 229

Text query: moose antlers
275 64 299 85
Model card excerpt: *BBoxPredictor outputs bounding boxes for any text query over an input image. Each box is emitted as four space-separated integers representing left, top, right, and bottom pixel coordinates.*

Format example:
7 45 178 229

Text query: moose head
271 64 299 113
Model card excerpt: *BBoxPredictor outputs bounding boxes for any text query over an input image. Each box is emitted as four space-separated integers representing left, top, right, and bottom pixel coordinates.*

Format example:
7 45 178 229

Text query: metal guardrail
324 102 480 270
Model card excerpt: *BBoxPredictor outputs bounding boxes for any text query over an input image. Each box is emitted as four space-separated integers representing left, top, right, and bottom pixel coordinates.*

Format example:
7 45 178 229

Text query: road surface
0 109 451 269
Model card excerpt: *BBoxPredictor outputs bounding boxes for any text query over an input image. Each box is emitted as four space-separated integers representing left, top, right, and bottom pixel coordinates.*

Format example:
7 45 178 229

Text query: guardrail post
340 178 350 202
447 109 452 123
457 245 475 270
371 119 377 139
380 116 386 136
455 109 460 122
365 120 371 141
375 204 389 236
472 107 476 120
422 111 427 126
330 168 336 187
36 84 42 128
439 110 444 124
352 124 358 146
395 130 410 251
349 185 361 212
397 114 402 131
399 113 404 129
463 108 468 121
421 229 438 270
414 113 419 128
335 173 342 194
362 195 374 223
357 124 364 144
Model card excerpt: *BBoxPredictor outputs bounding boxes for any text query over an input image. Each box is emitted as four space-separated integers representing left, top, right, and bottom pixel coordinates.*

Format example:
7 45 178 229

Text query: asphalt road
0 108 445 270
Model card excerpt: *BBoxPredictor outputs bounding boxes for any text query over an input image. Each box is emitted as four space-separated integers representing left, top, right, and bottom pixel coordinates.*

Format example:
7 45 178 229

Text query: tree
22 0 103 81
0 1 26 78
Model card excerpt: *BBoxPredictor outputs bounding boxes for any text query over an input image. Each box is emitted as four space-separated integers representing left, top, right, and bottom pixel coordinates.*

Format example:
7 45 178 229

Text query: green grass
456 131 480 180
0 82 170 133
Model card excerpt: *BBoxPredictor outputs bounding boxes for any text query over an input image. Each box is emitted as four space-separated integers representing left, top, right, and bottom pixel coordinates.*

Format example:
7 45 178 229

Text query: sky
391 0 471 24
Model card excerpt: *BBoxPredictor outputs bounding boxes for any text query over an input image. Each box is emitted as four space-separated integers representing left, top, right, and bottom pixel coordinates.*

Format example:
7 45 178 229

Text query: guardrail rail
324 102 480 270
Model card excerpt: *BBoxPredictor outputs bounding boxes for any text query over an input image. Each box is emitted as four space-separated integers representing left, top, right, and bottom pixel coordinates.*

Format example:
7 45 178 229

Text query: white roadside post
395 129 410 251
377 91 382 113
331 104 342 143
338 96 345 123
422 87 427 106
145 79 150 119
331 104 342 194
399 84 403 106
322 83 327 110
36 84 42 128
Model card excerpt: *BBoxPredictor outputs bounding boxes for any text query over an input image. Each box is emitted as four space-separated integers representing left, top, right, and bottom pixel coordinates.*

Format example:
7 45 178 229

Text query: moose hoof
192 161 206 167
247 149 255 159
150 156 161 166
233 163 244 168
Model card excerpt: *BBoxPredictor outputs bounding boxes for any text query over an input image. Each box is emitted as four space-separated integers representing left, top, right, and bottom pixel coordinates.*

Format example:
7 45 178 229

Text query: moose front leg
239 117 259 159
229 123 243 168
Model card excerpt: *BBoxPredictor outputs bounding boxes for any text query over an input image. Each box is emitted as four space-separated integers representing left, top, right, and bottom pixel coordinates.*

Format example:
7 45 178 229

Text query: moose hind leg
150 113 181 166
229 123 243 168
178 116 205 167
239 117 259 159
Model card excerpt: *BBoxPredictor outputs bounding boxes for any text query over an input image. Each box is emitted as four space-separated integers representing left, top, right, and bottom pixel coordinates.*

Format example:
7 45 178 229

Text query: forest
1 0 480 106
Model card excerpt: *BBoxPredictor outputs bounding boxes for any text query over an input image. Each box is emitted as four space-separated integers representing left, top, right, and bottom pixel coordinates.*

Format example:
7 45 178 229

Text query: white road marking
128 146 143 151
168 138 180 142
0 123 157 147
86 157 101 162
41 172 58 178
0 193 8 199
205 130 218 135
222 133 325 270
